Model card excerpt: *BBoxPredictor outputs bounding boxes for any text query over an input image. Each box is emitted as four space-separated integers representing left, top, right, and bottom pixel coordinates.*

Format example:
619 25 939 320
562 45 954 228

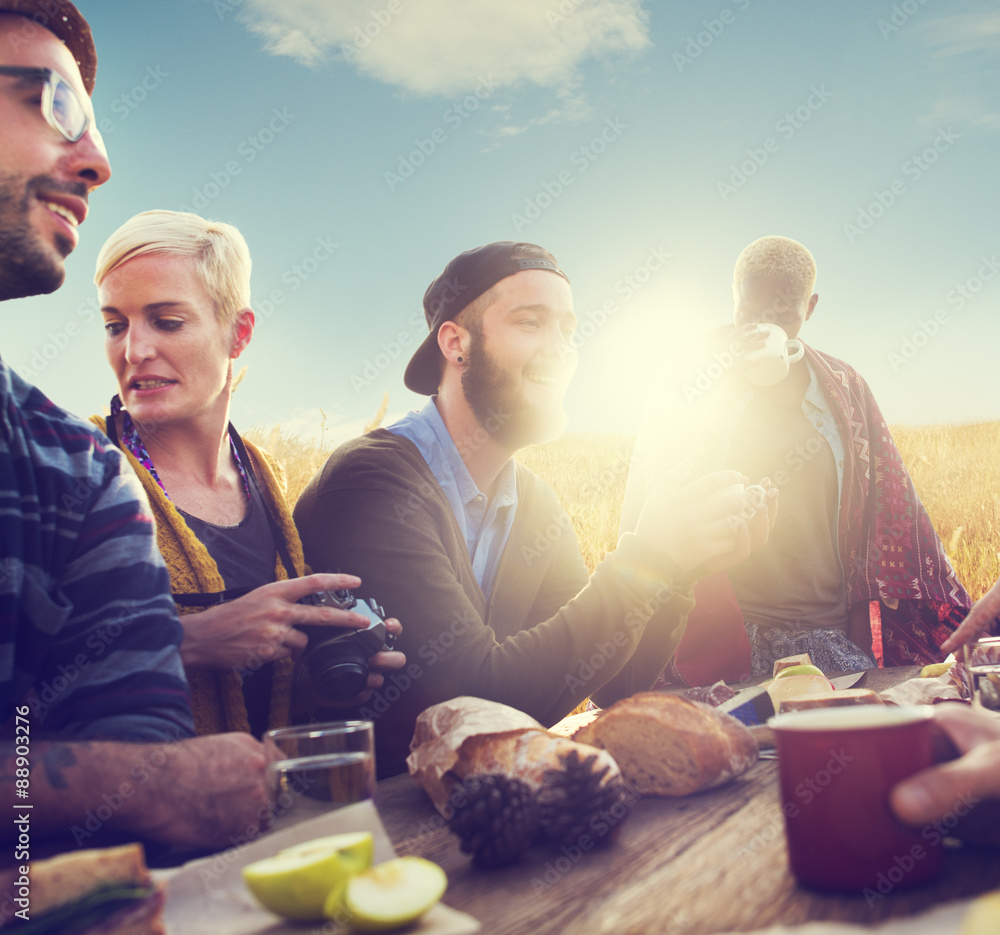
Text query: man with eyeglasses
0 1 280 862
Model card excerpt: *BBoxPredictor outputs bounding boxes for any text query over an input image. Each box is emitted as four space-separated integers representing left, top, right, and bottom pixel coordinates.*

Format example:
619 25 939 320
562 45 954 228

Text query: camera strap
227 423 301 581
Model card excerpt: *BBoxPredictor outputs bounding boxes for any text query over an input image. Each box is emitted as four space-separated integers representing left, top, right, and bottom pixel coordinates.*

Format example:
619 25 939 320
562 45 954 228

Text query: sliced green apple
327 856 447 931
243 831 374 921
774 664 827 680
766 673 834 708
962 890 1000 935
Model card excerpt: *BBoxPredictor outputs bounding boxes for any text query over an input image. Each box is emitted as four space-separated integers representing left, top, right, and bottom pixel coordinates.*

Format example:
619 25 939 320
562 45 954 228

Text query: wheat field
247 422 1000 601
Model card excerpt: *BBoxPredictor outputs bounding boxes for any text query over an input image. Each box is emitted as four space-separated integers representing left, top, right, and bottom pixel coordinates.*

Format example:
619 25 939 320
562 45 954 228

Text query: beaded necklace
109 395 251 502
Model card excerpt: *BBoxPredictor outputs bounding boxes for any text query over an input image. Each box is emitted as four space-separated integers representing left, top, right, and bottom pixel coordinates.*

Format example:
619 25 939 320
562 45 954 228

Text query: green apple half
243 831 375 921
774 664 827 680
766 673 834 708
326 856 448 931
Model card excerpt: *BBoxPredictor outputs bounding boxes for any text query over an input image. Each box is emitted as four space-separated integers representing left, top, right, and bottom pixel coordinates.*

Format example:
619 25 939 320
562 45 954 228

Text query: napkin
154 800 479 935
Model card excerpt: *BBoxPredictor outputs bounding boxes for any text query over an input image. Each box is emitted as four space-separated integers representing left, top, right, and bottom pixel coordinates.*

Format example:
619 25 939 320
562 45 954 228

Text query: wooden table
374 667 1000 935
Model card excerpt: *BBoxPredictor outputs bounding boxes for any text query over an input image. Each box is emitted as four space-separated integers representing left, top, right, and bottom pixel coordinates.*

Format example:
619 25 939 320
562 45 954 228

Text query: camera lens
305 642 369 703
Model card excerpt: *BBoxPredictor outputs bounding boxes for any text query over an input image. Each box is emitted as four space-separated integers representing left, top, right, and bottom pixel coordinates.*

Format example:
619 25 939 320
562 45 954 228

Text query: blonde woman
91 210 403 737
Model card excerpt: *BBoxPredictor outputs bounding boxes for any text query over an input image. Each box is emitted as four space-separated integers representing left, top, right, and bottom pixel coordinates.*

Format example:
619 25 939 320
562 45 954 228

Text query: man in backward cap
296 241 778 776
0 0 279 861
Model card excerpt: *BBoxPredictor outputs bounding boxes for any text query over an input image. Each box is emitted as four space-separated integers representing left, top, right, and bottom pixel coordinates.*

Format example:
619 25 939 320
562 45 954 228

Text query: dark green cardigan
294 429 694 777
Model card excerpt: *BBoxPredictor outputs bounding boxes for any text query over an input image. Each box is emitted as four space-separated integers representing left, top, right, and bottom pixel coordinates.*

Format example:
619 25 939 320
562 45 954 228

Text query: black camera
297 589 394 703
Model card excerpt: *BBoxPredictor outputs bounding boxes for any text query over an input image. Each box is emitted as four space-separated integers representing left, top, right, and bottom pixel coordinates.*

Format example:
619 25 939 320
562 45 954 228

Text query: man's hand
890 704 1000 846
731 322 769 357
634 461 777 574
292 618 406 711
180 573 379 671
130 733 282 850
702 476 778 573
0 734 282 852
941 576 1000 654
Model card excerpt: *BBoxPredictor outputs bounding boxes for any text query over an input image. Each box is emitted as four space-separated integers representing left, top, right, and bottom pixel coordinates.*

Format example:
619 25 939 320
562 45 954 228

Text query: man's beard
460 330 569 450
0 173 74 301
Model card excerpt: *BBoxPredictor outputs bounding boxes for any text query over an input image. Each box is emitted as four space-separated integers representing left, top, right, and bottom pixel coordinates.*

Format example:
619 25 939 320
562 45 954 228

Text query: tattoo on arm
40 744 78 790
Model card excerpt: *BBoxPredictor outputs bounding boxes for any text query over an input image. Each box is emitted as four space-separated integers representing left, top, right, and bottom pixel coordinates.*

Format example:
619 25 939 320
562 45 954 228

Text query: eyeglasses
0 65 94 143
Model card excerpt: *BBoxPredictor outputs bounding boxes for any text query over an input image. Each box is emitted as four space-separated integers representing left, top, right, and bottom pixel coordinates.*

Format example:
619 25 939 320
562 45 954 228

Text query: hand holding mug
739 323 804 386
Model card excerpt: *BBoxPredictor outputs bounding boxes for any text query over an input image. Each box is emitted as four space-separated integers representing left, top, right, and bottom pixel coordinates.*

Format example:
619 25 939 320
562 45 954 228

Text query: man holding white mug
621 236 969 680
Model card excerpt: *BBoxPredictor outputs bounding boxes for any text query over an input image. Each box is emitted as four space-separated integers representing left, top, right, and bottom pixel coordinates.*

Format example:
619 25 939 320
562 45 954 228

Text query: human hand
180 573 376 671
731 322 769 356
291 618 406 710
941 576 1000 654
364 618 405 692
702 477 778 574
634 461 765 573
130 733 281 850
890 703 1000 846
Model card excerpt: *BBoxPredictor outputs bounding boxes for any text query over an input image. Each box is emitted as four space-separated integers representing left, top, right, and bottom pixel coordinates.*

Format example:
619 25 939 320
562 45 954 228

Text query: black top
180 474 279 737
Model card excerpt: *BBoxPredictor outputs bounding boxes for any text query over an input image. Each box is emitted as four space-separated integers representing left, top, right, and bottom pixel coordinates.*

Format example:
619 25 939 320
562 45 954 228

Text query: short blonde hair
733 236 817 305
94 210 251 327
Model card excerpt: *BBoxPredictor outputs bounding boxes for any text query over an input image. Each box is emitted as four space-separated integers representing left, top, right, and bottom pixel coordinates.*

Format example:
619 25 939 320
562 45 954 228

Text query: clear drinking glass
264 720 375 826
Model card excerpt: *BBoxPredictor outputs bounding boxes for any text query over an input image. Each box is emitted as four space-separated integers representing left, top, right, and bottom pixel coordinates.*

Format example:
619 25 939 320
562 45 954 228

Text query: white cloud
913 11 1000 133
917 10 1000 57
238 0 651 97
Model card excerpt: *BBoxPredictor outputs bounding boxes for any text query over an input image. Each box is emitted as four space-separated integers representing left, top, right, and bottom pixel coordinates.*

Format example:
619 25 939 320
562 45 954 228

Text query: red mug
769 705 944 894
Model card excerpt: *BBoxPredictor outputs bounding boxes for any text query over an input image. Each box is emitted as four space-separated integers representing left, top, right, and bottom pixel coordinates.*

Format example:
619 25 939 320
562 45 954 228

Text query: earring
457 356 464 363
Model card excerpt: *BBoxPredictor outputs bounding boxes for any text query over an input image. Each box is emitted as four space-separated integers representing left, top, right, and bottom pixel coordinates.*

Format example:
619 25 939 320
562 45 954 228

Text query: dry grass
247 422 999 601
515 433 634 573
891 422 1000 600
245 424 333 503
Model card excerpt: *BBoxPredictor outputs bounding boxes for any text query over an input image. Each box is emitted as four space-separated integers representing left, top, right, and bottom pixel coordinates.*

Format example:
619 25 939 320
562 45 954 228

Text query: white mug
741 323 804 386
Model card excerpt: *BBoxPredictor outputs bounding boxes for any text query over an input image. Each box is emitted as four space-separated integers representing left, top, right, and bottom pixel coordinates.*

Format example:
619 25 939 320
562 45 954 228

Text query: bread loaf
408 696 622 813
456 728 620 793
573 693 758 796
548 709 601 738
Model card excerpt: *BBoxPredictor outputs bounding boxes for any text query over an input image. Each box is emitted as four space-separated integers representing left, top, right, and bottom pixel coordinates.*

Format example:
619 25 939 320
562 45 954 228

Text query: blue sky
7 0 1000 445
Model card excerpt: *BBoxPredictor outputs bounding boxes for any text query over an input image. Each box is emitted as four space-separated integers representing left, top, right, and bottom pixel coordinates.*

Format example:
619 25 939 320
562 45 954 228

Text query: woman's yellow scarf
91 416 305 736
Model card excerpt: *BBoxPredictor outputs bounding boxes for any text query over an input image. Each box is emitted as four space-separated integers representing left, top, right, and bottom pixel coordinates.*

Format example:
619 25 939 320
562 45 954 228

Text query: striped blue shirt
0 360 194 741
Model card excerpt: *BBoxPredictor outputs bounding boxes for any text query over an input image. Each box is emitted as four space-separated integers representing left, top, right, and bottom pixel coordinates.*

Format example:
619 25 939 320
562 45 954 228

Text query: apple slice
961 890 1000 935
328 856 447 931
766 673 834 709
243 831 374 921
774 664 827 680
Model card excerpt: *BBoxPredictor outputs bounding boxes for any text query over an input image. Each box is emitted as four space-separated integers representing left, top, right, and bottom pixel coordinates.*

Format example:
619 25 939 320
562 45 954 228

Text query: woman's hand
179 573 377 671
635 462 778 574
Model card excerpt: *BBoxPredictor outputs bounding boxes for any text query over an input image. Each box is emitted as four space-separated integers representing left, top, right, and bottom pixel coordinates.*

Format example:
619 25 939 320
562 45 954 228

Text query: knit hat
0 0 96 94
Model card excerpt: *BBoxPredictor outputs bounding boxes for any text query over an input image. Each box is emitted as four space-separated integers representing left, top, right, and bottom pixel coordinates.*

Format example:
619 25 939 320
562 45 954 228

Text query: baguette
456 728 620 794
408 696 622 812
573 693 758 796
